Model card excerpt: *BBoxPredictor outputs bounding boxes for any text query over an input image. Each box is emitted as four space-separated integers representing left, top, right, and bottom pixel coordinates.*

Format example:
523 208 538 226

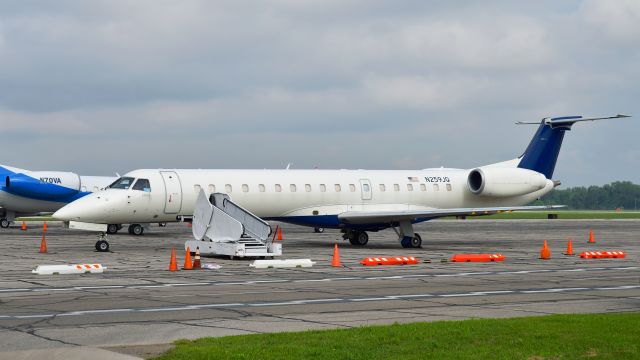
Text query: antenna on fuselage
285 163 291 170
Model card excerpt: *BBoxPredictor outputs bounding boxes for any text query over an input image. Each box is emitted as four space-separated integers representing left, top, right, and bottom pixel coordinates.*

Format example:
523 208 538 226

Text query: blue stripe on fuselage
0 165 89 204
265 215 434 231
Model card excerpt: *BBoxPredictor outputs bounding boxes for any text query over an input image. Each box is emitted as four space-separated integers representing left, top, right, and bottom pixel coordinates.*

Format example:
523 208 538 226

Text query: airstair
185 190 282 258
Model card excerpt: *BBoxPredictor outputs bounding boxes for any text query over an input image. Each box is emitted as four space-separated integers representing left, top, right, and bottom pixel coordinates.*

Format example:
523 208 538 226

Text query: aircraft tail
517 114 630 179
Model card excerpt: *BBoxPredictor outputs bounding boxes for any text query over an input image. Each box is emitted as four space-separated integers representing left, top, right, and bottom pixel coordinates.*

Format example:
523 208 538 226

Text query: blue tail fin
517 114 630 179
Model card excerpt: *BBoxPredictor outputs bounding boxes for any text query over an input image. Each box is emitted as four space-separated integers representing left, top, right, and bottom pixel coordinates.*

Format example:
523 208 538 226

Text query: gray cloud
0 0 638 186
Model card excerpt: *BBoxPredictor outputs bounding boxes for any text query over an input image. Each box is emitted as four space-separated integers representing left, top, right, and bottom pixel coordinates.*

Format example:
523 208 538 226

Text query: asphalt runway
0 220 638 359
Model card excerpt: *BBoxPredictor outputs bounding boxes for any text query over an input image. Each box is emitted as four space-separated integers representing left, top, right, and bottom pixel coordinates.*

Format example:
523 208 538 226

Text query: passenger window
132 179 151 192
446 184 452 191
275 184 282 192
194 184 201 193
208 184 216 193
225 184 232 193
305 184 312 192
394 184 400 191
259 184 266 192
433 184 439 191
349 184 356 192
363 183 370 192
407 184 413 191
319 184 326 192
290 184 297 192
242 184 249 193
379 184 386 192
335 184 341 192
420 184 426 191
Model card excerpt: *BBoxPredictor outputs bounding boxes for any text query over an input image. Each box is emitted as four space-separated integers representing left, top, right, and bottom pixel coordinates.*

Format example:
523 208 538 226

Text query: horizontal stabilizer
516 114 630 128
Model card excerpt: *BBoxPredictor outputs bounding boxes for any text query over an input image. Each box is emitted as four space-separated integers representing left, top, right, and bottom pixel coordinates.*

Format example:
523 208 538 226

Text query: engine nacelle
5 172 81 201
467 167 548 197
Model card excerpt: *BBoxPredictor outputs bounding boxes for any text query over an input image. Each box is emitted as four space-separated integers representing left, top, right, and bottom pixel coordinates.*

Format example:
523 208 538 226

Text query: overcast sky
0 1 638 187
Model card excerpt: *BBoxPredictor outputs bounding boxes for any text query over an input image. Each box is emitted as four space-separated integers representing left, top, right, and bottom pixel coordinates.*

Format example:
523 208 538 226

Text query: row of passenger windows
195 183 453 193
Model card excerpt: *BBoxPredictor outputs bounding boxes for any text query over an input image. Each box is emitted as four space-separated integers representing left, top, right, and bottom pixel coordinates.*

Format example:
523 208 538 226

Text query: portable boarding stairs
185 190 282 258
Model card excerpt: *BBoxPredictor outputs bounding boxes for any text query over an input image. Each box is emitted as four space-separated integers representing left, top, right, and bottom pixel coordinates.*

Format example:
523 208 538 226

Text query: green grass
449 211 640 220
153 313 639 360
15 216 54 221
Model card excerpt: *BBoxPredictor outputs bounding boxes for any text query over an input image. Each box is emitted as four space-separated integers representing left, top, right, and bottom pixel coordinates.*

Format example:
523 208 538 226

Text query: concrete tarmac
0 220 638 358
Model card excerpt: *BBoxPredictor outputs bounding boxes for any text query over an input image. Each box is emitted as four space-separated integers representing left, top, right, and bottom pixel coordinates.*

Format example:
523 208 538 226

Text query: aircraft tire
314 227 324 233
159 222 167 227
411 233 422 248
95 240 110 252
106 224 119 234
0 218 10 228
349 231 369 246
400 236 412 248
131 224 144 236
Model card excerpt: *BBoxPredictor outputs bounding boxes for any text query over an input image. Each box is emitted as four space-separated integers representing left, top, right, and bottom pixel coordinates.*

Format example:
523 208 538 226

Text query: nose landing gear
95 233 110 252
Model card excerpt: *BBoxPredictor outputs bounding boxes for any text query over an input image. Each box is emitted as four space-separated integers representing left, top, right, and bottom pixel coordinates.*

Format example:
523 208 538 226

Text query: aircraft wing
338 205 566 225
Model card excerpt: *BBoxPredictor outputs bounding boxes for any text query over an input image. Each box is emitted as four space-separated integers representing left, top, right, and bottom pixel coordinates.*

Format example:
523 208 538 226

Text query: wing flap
338 205 565 224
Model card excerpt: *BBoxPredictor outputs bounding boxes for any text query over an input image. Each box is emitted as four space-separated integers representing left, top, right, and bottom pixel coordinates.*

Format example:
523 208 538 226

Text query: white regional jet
53 115 629 252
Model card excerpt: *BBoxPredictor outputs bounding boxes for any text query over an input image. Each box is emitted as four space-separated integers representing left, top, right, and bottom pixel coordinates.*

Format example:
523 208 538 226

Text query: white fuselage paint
54 168 555 227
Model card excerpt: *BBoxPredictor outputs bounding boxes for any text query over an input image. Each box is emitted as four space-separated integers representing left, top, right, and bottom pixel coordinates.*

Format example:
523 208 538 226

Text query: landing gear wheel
106 224 119 234
349 231 369 246
400 236 412 248
95 239 110 252
0 218 10 228
130 224 144 236
158 222 167 227
314 227 324 233
411 233 422 248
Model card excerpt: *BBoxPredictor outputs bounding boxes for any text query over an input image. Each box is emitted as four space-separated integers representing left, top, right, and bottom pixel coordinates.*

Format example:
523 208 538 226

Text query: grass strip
153 312 639 360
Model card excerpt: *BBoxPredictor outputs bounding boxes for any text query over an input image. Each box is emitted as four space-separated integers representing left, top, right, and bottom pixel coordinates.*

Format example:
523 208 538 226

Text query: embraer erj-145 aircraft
54 115 629 251
0 164 115 228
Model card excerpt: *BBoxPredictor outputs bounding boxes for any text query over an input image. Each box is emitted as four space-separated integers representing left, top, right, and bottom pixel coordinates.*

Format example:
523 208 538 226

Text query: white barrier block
250 259 315 269
32 264 106 275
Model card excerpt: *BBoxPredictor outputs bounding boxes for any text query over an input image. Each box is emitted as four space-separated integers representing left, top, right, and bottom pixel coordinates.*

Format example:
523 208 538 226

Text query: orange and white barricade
360 256 419 266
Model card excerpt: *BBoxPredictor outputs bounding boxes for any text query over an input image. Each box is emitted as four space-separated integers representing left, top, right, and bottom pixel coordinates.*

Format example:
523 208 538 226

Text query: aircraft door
359 179 372 201
160 171 182 214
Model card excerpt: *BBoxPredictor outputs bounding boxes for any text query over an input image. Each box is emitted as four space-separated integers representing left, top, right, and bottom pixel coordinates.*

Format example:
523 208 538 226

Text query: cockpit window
133 179 151 192
109 177 135 189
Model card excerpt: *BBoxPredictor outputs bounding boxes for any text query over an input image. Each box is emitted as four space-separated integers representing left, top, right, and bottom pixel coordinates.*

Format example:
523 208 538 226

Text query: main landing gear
106 224 123 234
394 221 422 248
0 218 11 228
343 230 369 246
95 233 110 252
128 224 144 236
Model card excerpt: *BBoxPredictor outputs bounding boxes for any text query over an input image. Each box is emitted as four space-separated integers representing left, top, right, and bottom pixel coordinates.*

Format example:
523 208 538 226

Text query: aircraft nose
53 194 104 222
53 201 85 221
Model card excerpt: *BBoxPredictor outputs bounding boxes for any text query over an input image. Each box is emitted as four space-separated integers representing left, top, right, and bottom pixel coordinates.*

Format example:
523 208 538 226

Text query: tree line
533 181 640 210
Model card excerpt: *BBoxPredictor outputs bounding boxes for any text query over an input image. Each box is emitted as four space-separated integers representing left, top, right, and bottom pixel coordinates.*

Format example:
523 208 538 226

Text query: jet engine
467 167 548 197
5 172 81 201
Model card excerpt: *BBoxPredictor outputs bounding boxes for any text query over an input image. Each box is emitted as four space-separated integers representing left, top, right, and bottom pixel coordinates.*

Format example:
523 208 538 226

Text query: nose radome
53 201 85 221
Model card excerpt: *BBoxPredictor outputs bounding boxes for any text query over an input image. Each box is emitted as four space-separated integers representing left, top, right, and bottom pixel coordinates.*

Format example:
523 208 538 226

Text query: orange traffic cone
39 234 47 253
588 229 595 243
183 246 193 270
21 221 27 231
564 238 574 256
331 244 341 267
168 247 179 271
43 222 48 233
540 240 551 260
277 226 283 241
193 247 201 269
